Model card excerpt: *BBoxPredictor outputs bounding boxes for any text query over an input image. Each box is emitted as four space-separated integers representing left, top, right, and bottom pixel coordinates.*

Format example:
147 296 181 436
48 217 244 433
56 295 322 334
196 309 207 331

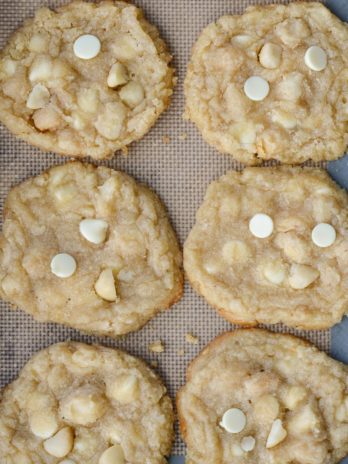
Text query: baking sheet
0 0 346 460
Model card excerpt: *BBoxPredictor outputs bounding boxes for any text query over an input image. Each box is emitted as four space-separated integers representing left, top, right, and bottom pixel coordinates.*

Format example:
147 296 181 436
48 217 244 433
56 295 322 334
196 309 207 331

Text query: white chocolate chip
79 219 108 245
253 395 280 423
289 264 319 289
60 392 106 426
283 386 307 410
220 408 246 434
231 35 253 47
73 34 101 60
107 62 128 88
33 107 61 131
53 184 77 204
304 46 327 71
94 268 118 302
259 43 282 69
311 223 336 248
99 444 125 464
51 253 77 278
108 375 139 404
263 261 286 285
94 102 126 140
43 427 74 458
241 436 256 452
244 76 269 101
274 232 309 264
275 18 310 48
119 81 144 108
29 55 52 82
71 345 100 368
249 213 273 238
2 58 17 76
29 411 58 439
77 88 99 113
26 84 50 109
266 419 287 448
288 405 319 434
29 34 48 53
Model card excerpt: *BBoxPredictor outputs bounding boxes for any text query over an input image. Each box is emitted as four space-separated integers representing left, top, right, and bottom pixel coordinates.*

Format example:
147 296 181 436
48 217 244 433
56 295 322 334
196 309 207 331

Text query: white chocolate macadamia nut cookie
177 329 348 464
184 2 348 164
0 342 174 463
0 1 174 159
184 167 348 329
0 162 183 336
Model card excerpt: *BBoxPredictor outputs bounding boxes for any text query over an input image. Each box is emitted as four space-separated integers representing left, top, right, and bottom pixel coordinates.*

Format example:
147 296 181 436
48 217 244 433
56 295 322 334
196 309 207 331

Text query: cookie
177 329 348 464
184 167 348 329
0 162 183 336
0 342 174 463
0 1 174 159
184 2 348 164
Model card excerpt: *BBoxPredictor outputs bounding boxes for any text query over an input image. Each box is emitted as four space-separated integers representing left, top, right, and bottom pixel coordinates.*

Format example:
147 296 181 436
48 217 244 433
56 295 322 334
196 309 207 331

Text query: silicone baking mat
0 0 345 460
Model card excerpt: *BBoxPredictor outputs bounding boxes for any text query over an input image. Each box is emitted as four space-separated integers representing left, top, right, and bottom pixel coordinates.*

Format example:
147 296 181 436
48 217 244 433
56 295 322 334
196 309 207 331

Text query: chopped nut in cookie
43 427 74 458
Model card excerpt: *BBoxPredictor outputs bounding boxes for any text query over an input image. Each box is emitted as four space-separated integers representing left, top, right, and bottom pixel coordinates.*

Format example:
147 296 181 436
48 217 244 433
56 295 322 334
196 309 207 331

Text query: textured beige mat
0 0 329 454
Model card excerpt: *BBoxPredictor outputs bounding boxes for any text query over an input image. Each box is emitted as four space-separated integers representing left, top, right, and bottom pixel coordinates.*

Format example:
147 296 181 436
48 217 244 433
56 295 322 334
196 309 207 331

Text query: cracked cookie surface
177 329 348 464
0 1 174 159
0 342 174 463
184 2 348 164
0 162 183 336
184 167 348 329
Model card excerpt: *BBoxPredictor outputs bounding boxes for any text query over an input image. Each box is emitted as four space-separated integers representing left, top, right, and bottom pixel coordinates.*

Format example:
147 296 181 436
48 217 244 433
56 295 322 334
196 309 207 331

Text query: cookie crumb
149 340 165 353
162 135 170 144
150 360 158 368
179 132 187 140
177 349 185 356
185 333 199 345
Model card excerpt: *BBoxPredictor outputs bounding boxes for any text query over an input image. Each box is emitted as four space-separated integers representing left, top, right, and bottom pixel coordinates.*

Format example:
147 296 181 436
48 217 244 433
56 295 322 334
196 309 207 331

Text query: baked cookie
0 1 174 159
0 162 183 336
184 167 348 329
0 342 174 463
177 329 348 464
184 2 348 164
